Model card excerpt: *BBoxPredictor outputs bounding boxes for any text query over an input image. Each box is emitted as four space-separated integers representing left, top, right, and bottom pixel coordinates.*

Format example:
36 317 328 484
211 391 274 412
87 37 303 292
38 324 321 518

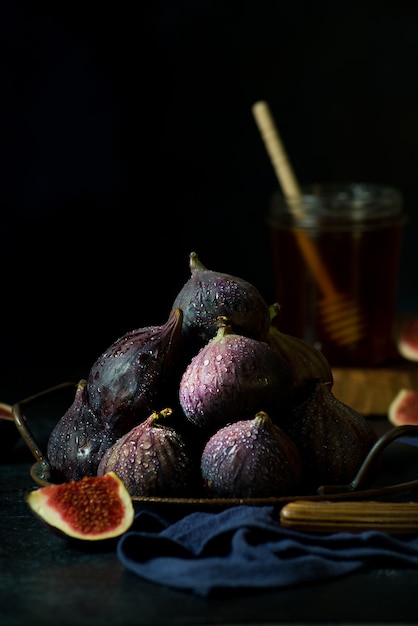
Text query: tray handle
12 382 76 486
11 382 418 499
318 423 418 495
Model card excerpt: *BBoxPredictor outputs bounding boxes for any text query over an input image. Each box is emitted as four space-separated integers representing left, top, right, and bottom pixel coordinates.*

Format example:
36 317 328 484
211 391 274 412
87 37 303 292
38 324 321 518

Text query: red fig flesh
388 388 418 426
26 472 134 541
397 318 418 362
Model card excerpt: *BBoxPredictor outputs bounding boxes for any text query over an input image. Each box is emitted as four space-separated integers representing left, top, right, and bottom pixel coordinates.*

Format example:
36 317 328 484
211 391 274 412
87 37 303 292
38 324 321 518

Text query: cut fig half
397 317 418 362
388 388 418 426
26 472 134 541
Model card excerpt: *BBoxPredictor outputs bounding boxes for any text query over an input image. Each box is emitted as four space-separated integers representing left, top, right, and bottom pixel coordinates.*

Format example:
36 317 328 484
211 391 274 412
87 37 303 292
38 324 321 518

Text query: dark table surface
2 382 418 626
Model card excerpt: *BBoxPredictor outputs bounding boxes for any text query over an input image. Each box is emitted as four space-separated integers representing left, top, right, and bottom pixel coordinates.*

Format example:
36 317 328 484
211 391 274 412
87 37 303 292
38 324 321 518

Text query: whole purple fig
172 252 271 349
282 380 378 491
179 318 293 433
86 308 184 436
268 303 333 397
97 408 198 497
47 380 118 482
201 411 303 498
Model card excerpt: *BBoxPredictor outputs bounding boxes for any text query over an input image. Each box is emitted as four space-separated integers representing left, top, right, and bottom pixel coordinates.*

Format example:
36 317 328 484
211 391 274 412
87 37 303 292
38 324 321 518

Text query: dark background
2 0 418 400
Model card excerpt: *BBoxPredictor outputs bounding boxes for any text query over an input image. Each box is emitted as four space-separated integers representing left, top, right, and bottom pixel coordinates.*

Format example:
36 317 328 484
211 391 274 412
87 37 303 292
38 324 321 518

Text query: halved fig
26 472 134 541
388 388 418 426
397 317 418 362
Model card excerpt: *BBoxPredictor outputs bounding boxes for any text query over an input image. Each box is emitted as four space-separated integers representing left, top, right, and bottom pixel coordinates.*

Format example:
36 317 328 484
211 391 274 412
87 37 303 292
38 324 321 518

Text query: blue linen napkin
117 504 418 597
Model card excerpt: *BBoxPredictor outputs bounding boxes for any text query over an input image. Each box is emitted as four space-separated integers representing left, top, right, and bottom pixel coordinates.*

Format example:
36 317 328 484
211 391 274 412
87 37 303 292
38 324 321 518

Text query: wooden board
332 364 418 416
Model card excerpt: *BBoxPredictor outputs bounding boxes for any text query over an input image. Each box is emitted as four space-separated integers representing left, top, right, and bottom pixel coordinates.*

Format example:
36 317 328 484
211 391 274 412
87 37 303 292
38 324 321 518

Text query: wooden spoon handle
252 100 303 213
280 499 418 534
252 100 337 298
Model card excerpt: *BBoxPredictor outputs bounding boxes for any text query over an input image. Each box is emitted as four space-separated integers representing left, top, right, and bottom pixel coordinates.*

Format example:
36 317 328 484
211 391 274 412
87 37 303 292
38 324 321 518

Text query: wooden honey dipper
252 100 366 347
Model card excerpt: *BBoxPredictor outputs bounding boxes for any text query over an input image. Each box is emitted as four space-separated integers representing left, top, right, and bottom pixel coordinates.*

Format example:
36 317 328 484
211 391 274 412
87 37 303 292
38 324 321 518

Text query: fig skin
179 319 293 434
26 472 134 542
268 303 334 397
281 381 378 492
47 380 118 482
200 411 303 498
172 251 271 350
86 307 184 436
97 408 199 497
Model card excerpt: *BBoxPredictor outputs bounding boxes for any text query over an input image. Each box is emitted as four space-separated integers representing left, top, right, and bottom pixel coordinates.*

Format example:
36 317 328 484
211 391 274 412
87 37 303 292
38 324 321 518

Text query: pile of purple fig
47 252 378 499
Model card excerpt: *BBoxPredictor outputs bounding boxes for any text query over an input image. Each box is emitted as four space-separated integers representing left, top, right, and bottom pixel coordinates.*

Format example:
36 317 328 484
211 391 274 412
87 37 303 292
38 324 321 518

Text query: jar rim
268 182 405 231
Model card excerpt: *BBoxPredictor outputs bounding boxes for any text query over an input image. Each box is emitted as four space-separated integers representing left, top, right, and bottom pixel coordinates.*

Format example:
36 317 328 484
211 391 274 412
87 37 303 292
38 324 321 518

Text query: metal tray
11 381 418 507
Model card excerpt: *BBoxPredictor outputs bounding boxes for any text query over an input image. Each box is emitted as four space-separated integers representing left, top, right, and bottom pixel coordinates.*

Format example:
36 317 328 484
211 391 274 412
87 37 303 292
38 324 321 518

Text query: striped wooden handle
280 500 418 534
